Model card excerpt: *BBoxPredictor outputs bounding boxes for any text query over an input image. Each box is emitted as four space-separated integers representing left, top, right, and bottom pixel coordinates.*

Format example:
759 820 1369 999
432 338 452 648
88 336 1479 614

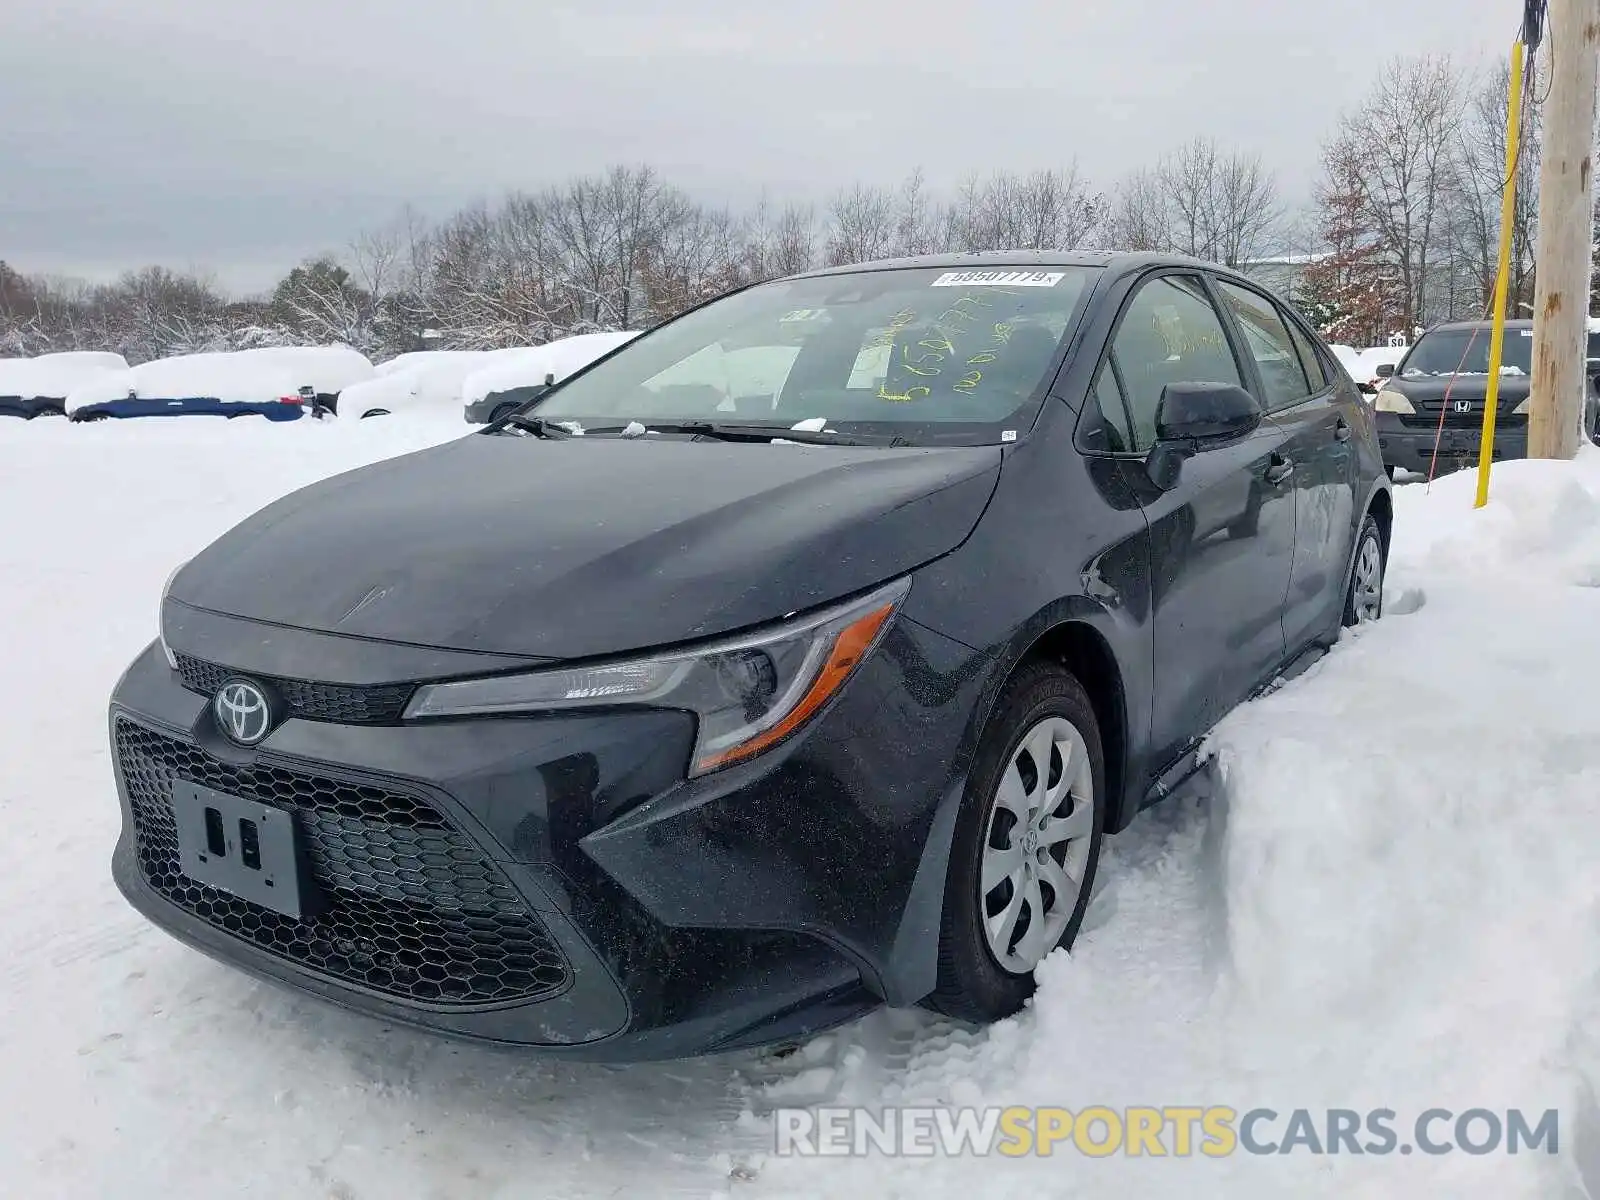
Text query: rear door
1091 271 1296 773
1213 278 1355 654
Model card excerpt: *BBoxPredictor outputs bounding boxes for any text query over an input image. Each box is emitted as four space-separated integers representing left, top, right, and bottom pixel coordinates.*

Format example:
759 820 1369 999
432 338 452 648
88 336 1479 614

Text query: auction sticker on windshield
930 270 1066 288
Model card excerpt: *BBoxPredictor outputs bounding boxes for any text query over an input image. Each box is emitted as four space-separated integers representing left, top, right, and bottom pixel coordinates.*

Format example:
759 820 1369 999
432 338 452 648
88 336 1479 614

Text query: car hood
1384 374 1532 404
171 433 1003 660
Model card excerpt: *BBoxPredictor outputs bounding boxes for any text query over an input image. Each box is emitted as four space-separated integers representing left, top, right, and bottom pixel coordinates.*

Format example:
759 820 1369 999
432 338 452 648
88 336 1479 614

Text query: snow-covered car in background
1326 343 1366 388
0 351 129 418
460 331 642 424
1351 345 1408 393
65 347 373 421
233 346 374 414
340 349 531 418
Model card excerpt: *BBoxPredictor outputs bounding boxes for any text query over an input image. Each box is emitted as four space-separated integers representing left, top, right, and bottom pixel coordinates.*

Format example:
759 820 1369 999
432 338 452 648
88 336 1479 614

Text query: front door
1093 272 1296 773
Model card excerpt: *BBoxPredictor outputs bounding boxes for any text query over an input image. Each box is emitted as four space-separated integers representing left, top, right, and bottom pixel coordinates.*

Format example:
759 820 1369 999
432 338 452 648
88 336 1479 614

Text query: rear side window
1110 274 1243 450
1215 281 1311 411
1284 316 1330 391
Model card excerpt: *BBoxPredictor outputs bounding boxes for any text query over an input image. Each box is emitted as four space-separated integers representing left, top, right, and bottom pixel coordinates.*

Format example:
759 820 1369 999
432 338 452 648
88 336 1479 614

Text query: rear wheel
926 661 1105 1023
1342 514 1385 627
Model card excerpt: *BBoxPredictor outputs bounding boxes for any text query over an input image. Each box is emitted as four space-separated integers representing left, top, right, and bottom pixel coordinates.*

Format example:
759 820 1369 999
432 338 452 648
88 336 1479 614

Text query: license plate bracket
170 781 323 920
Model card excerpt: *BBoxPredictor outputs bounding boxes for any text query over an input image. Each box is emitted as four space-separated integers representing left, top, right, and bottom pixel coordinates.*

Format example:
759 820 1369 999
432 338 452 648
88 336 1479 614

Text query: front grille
1399 405 1527 431
115 718 570 1006
174 654 414 724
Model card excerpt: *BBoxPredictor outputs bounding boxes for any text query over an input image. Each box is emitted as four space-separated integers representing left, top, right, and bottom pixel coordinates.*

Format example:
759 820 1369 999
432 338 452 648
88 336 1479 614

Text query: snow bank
748 455 1600 1198
459 331 641 405
0 351 128 400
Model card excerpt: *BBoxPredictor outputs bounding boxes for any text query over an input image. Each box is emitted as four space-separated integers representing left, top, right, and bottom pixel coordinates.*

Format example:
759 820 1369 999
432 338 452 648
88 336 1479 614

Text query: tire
1342 513 1385 627
1384 464 1397 481
926 661 1106 1023
361 408 390 419
490 403 518 425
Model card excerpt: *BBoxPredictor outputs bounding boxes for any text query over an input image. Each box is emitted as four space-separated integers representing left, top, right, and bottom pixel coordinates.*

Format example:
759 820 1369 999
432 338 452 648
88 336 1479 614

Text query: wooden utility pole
1528 0 1600 459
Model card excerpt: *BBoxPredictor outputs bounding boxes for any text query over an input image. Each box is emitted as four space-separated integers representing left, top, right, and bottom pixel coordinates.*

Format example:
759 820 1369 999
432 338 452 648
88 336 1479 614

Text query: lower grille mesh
115 718 569 1005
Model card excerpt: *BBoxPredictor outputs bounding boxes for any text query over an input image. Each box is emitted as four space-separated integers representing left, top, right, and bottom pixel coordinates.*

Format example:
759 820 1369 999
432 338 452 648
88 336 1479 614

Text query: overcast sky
1 0 1517 295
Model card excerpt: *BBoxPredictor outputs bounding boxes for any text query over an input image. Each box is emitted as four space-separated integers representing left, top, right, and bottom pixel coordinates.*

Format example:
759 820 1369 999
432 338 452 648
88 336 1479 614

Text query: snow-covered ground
3 414 1600 1198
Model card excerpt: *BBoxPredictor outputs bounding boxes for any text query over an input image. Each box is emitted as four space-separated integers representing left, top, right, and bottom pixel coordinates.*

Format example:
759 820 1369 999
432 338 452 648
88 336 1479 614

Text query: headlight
158 559 188 669
1374 387 1415 414
404 577 911 776
1513 397 1531 414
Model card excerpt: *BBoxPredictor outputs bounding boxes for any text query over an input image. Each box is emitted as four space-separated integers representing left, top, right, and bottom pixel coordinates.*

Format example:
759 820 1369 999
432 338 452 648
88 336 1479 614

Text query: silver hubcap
1352 536 1382 623
980 716 1095 974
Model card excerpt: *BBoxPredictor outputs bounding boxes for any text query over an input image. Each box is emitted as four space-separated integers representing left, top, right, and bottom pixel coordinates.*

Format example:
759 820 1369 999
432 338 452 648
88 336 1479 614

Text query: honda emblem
1453 399 1472 413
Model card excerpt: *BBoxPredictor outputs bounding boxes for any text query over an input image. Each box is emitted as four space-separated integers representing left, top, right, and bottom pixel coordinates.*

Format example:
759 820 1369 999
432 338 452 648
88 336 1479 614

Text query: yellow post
1475 39 1526 509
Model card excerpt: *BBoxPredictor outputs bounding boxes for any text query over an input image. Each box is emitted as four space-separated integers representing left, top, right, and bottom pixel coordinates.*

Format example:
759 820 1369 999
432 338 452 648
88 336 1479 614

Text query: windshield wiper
620 421 869 446
501 414 573 439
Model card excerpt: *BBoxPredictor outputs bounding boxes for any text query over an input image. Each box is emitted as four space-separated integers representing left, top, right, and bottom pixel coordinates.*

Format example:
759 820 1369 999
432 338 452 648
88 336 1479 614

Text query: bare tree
1101 168 1173 251
824 184 897 266
1336 55 1464 328
1448 62 1540 318
1154 137 1281 266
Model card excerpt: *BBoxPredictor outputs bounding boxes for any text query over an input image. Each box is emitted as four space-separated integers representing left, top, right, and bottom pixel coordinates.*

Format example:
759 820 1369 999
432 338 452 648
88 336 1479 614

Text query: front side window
1110 274 1243 450
1216 281 1311 410
530 266 1099 445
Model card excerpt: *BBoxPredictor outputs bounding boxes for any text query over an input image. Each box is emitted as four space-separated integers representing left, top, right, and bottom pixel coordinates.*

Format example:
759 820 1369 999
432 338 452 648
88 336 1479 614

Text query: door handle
1335 419 1352 442
1266 454 1294 485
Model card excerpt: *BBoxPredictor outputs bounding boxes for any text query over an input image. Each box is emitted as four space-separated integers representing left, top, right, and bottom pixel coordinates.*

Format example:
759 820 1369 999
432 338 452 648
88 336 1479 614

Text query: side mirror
1154 381 1263 443
1144 382 1262 491
1374 362 1395 379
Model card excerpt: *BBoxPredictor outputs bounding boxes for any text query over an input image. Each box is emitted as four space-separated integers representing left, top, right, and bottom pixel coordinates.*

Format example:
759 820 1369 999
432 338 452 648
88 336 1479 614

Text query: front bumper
1375 414 1525 475
108 607 990 1060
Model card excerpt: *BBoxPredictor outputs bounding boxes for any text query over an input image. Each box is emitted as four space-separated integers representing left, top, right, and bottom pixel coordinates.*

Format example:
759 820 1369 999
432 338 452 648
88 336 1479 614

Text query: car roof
790 250 1250 283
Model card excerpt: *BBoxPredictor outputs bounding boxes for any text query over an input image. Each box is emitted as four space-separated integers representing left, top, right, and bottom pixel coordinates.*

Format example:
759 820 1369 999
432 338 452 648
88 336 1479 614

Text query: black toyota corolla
109 252 1392 1060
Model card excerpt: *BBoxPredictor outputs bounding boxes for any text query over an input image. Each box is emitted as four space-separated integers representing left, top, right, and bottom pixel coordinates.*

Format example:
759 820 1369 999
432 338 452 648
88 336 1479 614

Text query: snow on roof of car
234 345 374 392
459 332 642 407
373 350 493 378
0 352 129 400
64 351 330 412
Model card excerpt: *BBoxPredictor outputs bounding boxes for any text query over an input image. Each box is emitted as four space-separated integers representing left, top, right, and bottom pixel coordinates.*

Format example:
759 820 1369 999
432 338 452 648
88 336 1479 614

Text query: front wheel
926 661 1105 1024
1342 514 1385 627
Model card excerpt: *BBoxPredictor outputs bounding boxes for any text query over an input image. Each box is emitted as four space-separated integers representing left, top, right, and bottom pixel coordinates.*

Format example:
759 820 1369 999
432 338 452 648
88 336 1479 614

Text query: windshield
1400 328 1533 377
526 265 1099 443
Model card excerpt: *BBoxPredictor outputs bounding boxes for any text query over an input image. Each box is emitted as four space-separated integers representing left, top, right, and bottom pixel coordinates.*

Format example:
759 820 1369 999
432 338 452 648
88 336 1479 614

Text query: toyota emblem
214 679 273 746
